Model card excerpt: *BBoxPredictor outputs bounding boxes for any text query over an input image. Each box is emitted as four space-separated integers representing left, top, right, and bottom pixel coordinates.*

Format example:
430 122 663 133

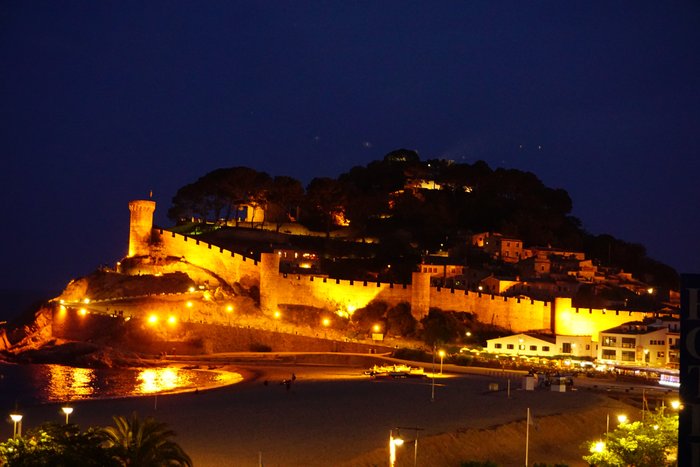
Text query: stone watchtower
128 200 156 257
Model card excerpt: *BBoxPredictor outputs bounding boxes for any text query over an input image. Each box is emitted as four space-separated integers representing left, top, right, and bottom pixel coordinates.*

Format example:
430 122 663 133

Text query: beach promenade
5 360 641 467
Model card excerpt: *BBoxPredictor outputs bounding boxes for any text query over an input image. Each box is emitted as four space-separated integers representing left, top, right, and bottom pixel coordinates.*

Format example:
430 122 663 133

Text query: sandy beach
4 359 648 467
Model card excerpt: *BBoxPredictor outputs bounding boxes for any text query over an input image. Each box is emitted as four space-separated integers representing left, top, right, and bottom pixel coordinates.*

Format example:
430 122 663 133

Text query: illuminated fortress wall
430 289 553 332
152 229 260 289
553 297 649 341
127 200 650 337
272 274 414 314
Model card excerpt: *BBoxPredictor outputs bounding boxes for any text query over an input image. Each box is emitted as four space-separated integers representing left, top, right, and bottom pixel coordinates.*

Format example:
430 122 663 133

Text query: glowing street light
617 414 628 424
438 349 446 375
389 429 405 467
148 314 158 324
671 399 681 410
592 441 605 453
10 413 22 438
226 304 233 325
322 318 330 327
62 406 73 424
373 324 381 333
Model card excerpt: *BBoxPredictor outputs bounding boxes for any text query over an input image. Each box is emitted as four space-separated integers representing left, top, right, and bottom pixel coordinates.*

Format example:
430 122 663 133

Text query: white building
598 319 678 368
486 333 595 359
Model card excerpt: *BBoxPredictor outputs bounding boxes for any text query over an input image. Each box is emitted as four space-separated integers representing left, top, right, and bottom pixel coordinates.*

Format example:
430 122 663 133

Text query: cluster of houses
423 231 677 305
484 317 680 371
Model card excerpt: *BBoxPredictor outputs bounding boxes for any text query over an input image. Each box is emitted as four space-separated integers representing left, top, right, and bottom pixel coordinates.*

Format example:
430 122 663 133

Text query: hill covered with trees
166 149 678 291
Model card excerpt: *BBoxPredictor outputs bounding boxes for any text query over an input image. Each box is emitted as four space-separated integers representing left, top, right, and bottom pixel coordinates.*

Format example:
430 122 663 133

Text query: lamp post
438 349 446 375
394 426 424 467
226 304 233 326
10 413 22 438
431 345 436 402
62 406 73 424
389 429 404 467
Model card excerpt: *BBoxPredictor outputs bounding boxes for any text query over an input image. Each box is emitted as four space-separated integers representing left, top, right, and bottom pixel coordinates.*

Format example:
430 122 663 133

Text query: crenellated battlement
127 199 651 337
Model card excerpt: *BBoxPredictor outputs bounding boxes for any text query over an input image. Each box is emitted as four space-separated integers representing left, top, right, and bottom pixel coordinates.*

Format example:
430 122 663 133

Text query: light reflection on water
0 363 242 406
47 365 97 400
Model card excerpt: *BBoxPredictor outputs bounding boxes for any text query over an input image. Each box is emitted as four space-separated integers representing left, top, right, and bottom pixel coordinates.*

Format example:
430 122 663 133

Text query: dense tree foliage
102 413 192 467
167 150 677 288
420 308 464 345
0 423 117 467
582 408 678 466
0 415 191 467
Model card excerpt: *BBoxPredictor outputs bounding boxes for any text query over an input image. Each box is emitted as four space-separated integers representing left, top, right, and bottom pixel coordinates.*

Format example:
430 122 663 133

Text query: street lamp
438 349 446 375
226 304 233 325
671 399 681 410
9 413 22 438
431 345 436 402
389 429 405 467
617 414 628 424
62 406 73 424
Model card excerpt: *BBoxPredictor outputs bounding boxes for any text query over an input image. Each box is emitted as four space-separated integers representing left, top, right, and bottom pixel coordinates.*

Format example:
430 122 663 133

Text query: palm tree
102 413 192 467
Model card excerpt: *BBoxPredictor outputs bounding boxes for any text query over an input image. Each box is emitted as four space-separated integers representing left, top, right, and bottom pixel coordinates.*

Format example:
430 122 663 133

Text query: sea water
0 362 239 408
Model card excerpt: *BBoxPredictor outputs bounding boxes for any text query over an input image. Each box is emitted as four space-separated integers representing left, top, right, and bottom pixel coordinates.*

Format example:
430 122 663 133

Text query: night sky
1 1 698 295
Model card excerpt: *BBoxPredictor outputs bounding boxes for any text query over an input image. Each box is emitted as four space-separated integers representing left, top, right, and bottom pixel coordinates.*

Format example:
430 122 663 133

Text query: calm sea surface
0 362 241 408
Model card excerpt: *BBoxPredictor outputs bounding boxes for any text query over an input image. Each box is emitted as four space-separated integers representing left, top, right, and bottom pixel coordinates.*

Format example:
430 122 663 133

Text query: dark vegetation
0 414 191 467
165 149 678 289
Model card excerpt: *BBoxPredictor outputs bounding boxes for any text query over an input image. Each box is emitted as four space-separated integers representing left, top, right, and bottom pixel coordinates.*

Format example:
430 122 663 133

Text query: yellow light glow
647 288 654 294
186 301 193 308
148 314 158 324
438 349 446 358
79 308 87 316
9 414 22 423
83 298 90 304
138 368 185 394
188 286 195 293
226 305 234 312
617 414 628 424
322 318 330 327
671 400 681 410
62 407 73 415
373 324 380 332
346 304 356 315
168 315 177 325
393 438 404 446
47 366 96 400
274 310 281 319
592 441 605 453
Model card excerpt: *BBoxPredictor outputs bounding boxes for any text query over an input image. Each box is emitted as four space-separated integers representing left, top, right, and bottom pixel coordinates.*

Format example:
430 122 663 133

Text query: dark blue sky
1 1 698 293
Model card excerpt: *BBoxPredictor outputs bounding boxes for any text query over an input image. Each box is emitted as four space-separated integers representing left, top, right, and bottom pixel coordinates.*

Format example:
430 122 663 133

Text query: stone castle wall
273 274 414 313
152 229 260 289
126 200 650 337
